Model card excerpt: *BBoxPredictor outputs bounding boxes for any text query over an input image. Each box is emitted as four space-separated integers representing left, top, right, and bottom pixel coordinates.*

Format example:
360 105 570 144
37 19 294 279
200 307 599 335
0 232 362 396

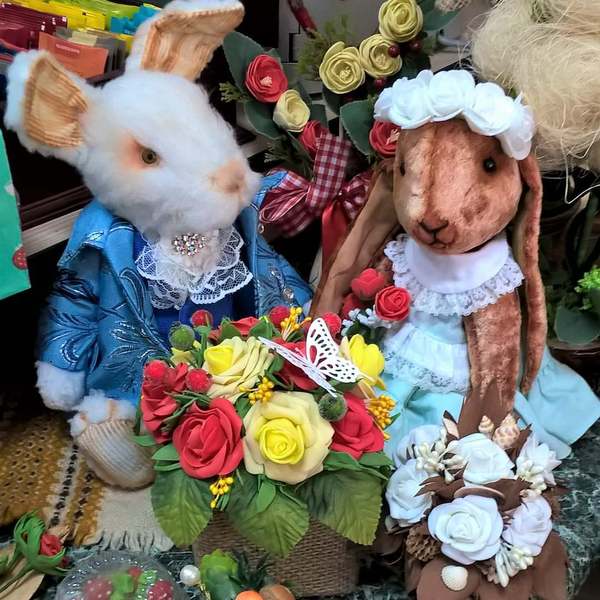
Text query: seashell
478 415 495 437
492 414 520 449
441 565 468 592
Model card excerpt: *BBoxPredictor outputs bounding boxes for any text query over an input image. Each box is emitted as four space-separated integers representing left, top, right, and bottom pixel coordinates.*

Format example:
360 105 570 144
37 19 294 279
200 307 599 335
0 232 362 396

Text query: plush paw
36 362 85 411
70 392 154 490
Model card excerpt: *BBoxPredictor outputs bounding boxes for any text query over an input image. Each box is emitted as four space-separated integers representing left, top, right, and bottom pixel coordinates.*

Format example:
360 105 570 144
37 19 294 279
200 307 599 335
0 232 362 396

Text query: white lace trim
383 322 470 394
136 227 252 310
384 236 524 317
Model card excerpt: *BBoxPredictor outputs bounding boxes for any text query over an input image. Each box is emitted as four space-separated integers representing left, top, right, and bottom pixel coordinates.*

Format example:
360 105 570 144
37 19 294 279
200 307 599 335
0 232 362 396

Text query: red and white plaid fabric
259 131 352 237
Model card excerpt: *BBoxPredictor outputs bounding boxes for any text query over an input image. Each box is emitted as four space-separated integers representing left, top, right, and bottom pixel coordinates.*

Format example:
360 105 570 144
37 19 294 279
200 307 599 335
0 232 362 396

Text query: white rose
387 71 432 129
463 82 516 137
516 434 560 491
425 70 475 122
502 496 553 556
374 88 393 121
497 96 535 160
393 424 441 467
428 495 503 565
455 433 515 485
386 459 432 527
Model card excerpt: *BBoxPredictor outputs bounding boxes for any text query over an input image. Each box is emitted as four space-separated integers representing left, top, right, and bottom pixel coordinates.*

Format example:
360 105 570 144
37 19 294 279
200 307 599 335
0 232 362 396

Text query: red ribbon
286 0 318 35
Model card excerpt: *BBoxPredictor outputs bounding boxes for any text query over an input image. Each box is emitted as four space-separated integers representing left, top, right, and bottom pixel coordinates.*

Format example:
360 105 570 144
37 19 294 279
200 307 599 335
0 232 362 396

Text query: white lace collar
384 234 523 316
136 227 252 310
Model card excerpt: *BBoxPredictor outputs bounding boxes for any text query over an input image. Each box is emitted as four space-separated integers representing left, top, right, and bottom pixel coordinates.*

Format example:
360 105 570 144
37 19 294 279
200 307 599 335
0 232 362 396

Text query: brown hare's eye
399 161 406 176
483 158 496 173
141 147 159 166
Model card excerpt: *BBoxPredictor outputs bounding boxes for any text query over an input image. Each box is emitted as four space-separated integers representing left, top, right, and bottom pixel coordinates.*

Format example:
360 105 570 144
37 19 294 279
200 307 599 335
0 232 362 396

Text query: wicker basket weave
192 513 360 597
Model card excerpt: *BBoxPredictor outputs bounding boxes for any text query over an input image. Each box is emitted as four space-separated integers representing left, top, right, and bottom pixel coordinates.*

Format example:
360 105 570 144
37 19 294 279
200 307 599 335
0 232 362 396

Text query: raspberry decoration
144 360 169 382
191 309 213 328
12 245 27 270
186 368 212 393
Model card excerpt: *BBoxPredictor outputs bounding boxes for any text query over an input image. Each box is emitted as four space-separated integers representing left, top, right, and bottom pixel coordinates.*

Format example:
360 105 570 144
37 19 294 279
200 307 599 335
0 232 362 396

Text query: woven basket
192 513 361 597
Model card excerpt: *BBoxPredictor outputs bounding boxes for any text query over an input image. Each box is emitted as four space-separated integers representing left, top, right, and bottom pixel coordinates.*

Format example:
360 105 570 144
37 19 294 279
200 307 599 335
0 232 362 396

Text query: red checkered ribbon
259 131 353 237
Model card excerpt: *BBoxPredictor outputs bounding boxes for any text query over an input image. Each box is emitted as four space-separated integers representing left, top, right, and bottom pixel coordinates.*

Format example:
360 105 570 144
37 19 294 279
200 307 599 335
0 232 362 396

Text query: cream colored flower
243 391 333 485
379 0 423 43
203 337 273 401
273 89 310 132
319 41 366 94
359 34 402 78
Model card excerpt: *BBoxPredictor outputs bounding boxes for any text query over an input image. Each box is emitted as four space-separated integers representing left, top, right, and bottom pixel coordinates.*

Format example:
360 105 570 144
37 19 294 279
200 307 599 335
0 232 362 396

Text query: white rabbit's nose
210 159 249 198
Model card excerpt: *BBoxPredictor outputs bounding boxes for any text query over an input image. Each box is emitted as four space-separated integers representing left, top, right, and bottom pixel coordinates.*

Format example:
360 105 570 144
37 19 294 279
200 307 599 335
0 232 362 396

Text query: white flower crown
373 69 535 160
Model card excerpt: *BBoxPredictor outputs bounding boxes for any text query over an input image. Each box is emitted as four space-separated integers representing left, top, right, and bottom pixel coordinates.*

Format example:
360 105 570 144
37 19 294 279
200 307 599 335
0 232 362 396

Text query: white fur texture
70 391 137 437
36 361 85 411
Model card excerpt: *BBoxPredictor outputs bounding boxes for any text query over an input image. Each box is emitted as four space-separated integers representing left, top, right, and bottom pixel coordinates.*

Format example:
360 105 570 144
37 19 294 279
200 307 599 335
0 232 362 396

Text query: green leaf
310 103 328 126
133 434 157 447
244 100 283 140
323 86 341 116
423 8 460 31
199 550 242 600
249 318 279 340
297 470 383 545
400 52 432 79
223 31 265 89
256 479 277 513
228 472 309 557
555 305 600 345
154 461 183 472
152 443 179 462
219 320 243 341
293 80 313 109
236 396 252 420
340 100 374 157
267 47 282 61
151 470 213 546
323 451 363 472
418 0 436 11
359 452 393 469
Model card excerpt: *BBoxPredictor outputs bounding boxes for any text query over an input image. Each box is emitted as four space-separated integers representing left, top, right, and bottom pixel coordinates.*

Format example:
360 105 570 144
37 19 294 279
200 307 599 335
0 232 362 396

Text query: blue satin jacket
38 173 312 407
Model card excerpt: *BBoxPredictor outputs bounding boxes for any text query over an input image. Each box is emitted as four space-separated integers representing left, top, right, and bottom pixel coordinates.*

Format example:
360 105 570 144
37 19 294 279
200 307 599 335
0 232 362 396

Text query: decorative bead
387 43 401 58
179 564 201 586
407 39 422 53
374 77 387 90
171 232 208 256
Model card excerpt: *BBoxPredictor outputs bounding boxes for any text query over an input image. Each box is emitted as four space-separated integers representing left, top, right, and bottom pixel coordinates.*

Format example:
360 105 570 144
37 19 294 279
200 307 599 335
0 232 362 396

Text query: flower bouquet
379 383 568 600
137 307 393 590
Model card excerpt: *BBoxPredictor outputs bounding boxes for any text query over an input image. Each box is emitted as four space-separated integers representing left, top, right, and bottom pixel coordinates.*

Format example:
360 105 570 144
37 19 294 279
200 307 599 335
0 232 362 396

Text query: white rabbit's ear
5 51 90 154
127 0 244 80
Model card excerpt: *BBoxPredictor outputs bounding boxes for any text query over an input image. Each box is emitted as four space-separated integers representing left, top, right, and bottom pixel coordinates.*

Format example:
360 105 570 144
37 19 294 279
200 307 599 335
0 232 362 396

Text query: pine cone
434 0 472 13
406 527 441 562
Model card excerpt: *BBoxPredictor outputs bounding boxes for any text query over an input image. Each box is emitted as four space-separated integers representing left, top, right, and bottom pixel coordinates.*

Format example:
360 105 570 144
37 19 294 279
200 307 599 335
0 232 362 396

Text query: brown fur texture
314 119 547 410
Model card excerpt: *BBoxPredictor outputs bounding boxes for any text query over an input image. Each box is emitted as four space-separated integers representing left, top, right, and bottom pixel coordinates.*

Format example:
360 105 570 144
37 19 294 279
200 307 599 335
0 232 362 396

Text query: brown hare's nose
415 218 452 247
418 219 449 235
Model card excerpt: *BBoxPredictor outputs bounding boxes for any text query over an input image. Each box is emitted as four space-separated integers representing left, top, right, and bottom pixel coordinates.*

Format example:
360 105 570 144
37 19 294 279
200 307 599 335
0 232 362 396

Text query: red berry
186 369 212 393
191 309 213 328
374 77 387 90
148 580 174 600
145 360 168 381
83 577 113 600
322 313 342 337
12 245 27 270
269 305 291 328
408 39 422 53
387 43 401 58
128 566 143 580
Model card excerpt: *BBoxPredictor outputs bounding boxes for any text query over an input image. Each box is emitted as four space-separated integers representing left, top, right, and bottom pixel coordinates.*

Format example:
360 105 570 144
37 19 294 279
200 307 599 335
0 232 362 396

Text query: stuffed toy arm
36 251 100 411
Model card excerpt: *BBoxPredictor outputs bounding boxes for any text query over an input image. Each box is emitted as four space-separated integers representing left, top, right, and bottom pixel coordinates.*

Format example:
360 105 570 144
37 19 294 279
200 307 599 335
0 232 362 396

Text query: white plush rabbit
4 0 311 488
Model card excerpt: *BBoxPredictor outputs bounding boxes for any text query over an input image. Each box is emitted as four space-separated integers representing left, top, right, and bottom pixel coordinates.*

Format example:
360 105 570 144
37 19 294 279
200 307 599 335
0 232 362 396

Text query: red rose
186 369 212 393
322 313 342 337
331 393 385 460
341 293 368 320
374 286 411 322
191 309 213 328
269 305 291 328
351 268 390 301
299 120 325 156
173 400 244 478
245 54 288 103
279 341 318 391
39 533 62 557
369 120 401 158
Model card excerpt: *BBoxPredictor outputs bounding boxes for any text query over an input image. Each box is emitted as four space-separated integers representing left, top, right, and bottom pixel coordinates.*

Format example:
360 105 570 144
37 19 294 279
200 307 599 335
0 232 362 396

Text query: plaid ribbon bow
259 131 353 238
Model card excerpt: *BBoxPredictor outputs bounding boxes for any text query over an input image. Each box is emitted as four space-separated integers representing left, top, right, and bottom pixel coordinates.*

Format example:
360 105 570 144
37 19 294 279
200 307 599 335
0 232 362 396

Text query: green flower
576 267 600 310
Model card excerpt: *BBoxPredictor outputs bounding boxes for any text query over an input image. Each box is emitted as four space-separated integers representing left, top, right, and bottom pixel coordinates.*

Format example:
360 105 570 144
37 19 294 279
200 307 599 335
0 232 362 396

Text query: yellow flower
203 337 273 401
171 341 201 366
379 0 423 43
340 334 385 388
319 41 366 94
359 34 402 78
243 391 333 485
273 89 310 132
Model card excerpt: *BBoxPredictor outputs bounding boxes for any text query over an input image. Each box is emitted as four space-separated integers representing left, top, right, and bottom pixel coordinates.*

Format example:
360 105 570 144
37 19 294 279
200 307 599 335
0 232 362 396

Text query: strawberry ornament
83 577 113 600
147 579 174 600
12 245 27 270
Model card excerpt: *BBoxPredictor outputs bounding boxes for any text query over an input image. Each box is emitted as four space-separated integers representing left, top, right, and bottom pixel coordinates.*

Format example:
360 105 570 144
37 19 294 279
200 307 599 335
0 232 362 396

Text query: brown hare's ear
4 52 91 162
513 154 547 393
127 0 244 80
311 163 398 317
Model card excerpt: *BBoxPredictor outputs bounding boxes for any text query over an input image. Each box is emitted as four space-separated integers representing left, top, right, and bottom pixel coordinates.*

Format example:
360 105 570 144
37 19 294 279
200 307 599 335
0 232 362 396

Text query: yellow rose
379 0 423 43
318 41 366 94
243 391 333 485
340 334 385 388
203 337 273 401
273 89 310 132
359 34 402 78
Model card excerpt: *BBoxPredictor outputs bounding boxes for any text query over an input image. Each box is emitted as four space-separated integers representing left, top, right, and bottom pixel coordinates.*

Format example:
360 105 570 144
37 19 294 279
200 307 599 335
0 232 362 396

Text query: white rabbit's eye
141 147 159 166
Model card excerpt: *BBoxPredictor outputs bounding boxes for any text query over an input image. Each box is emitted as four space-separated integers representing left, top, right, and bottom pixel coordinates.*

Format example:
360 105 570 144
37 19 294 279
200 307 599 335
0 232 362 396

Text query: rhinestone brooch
171 233 207 256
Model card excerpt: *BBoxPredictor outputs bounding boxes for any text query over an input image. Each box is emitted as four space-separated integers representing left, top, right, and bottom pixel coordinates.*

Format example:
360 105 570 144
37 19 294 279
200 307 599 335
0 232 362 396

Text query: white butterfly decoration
259 318 362 396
